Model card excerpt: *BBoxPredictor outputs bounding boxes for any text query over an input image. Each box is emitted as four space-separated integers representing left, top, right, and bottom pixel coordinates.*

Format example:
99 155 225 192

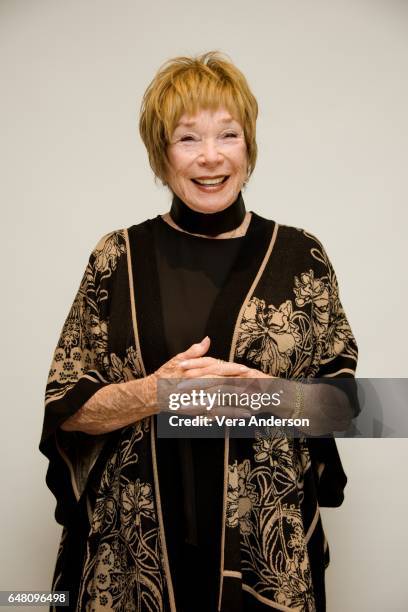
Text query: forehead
175 108 240 129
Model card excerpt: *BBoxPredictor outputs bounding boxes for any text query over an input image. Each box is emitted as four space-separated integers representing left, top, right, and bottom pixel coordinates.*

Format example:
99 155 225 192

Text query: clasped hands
151 335 271 418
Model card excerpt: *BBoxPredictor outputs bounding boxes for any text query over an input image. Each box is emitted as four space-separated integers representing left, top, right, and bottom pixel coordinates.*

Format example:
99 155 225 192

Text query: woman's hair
139 51 258 187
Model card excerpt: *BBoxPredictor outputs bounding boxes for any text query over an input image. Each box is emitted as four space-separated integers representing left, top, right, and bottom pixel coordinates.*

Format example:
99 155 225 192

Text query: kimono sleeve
39 231 123 526
306 241 359 507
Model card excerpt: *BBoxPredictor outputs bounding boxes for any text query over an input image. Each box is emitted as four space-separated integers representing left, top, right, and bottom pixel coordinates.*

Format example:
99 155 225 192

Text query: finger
184 363 248 378
179 356 216 370
178 337 211 361
183 368 217 378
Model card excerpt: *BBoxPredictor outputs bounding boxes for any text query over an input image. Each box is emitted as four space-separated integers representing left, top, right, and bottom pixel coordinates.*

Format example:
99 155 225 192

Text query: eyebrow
176 116 237 128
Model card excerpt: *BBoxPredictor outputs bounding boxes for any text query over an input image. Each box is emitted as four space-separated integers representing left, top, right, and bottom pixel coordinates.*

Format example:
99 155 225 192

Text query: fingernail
202 336 209 343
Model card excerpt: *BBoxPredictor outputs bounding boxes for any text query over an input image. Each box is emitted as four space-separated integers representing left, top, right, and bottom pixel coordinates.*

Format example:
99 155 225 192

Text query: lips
192 175 229 186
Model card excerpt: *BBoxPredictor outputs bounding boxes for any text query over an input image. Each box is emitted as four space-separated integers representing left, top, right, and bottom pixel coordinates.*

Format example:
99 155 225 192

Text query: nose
197 138 223 166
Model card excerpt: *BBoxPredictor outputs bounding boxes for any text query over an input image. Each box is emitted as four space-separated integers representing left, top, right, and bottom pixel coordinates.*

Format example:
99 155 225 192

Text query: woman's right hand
153 336 212 380
60 336 249 435
134 336 214 418
146 336 213 414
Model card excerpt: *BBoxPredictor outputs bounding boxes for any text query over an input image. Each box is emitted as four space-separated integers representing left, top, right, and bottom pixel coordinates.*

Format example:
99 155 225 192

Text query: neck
169 192 246 237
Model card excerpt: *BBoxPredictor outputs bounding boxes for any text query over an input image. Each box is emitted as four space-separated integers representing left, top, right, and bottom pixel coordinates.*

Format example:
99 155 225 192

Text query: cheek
231 148 249 175
169 155 192 180
165 153 188 187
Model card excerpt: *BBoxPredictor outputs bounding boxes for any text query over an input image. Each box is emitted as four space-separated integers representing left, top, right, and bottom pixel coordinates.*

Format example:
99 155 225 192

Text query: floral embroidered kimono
40 211 358 612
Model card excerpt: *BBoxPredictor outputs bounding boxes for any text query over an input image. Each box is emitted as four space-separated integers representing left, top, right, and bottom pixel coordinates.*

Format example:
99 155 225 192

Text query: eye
223 132 238 138
180 135 196 142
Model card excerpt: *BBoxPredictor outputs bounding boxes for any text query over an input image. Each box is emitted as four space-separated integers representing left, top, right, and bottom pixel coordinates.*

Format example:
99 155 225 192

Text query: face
166 107 248 213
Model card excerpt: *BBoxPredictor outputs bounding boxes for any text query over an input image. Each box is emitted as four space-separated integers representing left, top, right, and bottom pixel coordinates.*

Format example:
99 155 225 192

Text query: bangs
160 72 247 140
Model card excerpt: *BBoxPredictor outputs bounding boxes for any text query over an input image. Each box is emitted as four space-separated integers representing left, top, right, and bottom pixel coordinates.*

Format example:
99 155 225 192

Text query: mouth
191 175 230 190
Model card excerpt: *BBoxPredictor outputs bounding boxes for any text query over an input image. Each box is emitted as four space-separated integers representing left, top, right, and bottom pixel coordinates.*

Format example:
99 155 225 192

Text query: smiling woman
40 51 359 612
167 108 248 208
166 108 248 212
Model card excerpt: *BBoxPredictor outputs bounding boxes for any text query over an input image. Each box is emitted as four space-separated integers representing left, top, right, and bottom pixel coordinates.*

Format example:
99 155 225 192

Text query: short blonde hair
139 51 258 187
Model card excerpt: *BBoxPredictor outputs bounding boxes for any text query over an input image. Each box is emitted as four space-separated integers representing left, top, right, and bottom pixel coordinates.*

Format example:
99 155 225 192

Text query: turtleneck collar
169 191 246 237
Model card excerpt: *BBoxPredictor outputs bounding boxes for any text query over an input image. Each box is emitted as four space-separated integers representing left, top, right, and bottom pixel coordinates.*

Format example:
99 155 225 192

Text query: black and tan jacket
40 212 358 612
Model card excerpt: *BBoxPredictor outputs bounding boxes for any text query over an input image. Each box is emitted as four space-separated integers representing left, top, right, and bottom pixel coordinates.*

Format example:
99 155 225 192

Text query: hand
178 354 271 379
153 336 213 380
149 336 214 416
152 336 263 418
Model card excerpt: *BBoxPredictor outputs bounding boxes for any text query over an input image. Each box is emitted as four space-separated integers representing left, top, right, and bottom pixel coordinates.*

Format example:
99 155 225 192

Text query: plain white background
1 0 407 610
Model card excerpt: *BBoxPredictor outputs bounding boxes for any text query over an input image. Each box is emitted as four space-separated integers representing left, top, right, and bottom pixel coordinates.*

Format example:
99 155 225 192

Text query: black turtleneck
169 190 246 236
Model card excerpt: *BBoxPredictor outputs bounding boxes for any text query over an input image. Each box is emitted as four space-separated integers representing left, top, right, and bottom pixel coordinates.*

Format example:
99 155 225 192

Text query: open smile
191 175 230 191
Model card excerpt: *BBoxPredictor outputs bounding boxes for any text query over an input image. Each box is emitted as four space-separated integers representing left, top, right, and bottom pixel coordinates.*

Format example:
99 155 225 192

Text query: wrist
143 373 159 410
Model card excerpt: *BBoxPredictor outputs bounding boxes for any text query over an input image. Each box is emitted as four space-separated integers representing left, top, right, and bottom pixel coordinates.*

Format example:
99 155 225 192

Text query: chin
187 190 240 214
191 201 230 214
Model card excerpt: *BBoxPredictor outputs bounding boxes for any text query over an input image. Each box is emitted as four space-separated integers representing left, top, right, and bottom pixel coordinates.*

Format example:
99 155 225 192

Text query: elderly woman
40 52 359 612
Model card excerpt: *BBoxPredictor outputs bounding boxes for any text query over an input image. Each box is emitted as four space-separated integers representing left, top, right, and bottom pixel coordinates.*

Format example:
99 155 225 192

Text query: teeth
194 176 226 185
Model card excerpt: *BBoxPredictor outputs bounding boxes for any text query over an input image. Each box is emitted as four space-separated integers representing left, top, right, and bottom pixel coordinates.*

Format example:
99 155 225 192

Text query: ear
242 161 250 189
